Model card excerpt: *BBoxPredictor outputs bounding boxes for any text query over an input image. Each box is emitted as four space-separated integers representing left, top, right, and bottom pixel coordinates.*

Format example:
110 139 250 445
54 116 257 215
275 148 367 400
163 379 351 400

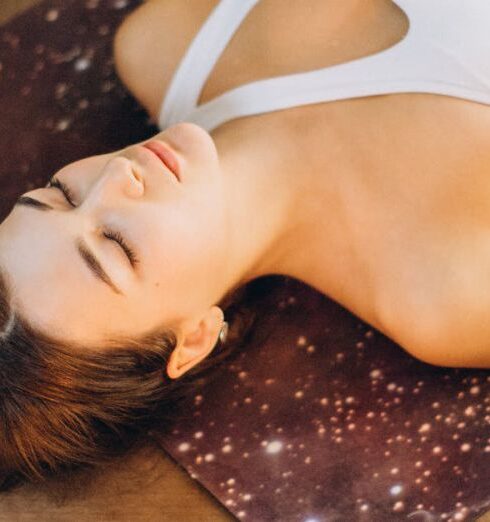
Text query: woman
0 0 489 489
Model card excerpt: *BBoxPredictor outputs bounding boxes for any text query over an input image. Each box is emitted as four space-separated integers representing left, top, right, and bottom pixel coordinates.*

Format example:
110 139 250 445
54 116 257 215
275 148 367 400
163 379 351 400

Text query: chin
156 122 219 165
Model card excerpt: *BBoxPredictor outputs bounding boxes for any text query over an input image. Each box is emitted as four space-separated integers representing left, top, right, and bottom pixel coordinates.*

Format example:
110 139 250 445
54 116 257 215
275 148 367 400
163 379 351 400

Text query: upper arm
383 251 490 369
112 1 170 119
112 0 218 122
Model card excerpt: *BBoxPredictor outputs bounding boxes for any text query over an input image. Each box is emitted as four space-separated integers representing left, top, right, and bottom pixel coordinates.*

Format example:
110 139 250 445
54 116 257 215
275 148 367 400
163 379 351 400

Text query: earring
219 320 229 344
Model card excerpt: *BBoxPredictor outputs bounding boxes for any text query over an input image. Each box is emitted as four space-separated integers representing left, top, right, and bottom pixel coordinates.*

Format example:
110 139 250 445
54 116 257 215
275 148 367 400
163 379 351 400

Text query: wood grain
0 441 233 522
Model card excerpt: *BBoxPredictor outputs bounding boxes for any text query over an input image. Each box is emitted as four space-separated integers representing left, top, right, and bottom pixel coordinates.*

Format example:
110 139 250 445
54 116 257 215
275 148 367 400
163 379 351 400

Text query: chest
117 0 409 129
117 0 490 338
310 95 490 352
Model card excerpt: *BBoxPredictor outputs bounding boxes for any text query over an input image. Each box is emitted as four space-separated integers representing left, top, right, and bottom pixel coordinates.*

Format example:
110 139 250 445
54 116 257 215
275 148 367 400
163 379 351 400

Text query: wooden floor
0 2 233 521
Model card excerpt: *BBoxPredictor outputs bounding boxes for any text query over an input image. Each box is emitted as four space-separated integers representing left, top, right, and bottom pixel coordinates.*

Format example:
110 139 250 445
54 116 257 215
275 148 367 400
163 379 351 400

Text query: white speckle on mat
177 442 190 452
55 119 71 132
265 440 283 454
55 82 68 99
469 385 480 396
74 57 92 72
112 0 128 9
393 501 405 512
45 9 59 22
296 335 307 346
390 484 403 496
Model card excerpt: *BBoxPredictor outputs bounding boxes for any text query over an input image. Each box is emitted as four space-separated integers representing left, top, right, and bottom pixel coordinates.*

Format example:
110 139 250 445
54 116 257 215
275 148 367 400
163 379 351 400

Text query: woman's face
0 123 229 346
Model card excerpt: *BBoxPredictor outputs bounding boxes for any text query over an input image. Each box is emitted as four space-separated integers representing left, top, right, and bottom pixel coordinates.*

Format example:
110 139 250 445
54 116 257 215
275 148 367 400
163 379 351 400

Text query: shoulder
378 238 490 369
112 0 218 120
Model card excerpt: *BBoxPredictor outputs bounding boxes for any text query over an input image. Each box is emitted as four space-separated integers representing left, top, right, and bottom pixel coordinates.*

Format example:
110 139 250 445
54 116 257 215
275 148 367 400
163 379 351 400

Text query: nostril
130 167 145 197
131 168 145 186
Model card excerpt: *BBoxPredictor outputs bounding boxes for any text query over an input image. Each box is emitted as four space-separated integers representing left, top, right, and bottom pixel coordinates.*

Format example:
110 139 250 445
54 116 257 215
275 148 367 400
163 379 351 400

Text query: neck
211 124 317 297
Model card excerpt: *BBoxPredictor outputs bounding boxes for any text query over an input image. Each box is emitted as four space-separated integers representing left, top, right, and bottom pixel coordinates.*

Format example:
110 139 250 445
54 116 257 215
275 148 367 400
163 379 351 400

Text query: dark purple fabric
0 1 488 521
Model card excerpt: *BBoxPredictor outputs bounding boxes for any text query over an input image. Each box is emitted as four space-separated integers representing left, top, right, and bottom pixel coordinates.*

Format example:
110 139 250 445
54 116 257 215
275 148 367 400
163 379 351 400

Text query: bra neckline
193 0 413 111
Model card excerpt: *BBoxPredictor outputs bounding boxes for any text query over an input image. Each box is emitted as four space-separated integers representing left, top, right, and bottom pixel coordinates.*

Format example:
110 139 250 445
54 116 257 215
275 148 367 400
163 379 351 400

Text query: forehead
0 206 118 344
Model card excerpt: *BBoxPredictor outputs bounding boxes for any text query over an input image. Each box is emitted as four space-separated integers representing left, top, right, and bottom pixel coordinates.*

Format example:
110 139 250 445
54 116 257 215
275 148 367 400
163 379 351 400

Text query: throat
213 122 320 287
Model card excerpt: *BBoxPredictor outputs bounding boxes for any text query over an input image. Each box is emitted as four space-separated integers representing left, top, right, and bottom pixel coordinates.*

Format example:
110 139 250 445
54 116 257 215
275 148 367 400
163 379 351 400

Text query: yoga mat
0 1 488 520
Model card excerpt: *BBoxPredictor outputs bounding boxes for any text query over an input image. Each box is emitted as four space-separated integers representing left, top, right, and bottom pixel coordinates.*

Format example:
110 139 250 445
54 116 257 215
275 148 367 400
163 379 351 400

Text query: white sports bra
158 0 490 133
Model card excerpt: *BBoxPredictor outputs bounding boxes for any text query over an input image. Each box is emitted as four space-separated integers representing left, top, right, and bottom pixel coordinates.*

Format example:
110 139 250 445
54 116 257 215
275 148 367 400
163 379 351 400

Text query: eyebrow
16 196 53 211
15 195 123 295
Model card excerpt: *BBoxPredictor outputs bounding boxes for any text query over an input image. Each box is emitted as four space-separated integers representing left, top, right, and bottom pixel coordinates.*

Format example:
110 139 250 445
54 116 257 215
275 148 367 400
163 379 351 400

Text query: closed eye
45 176 139 268
47 176 77 206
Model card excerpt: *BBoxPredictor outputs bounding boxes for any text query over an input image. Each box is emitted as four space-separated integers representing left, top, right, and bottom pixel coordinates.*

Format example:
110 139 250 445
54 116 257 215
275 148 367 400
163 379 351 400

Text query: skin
0 122 315 378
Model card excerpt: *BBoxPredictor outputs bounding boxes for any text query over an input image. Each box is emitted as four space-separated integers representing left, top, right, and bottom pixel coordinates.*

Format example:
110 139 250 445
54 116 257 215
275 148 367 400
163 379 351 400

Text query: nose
88 156 144 205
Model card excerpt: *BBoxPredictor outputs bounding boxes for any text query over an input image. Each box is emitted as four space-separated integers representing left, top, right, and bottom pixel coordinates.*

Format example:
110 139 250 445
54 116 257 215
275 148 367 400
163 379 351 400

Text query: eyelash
46 176 140 267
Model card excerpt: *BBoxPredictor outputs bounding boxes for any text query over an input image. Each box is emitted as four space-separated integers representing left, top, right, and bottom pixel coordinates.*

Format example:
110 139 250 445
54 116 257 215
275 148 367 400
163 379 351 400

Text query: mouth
142 140 181 182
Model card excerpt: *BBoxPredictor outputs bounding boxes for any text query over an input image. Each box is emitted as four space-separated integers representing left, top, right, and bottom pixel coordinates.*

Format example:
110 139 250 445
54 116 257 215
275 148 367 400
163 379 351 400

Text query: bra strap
159 0 260 130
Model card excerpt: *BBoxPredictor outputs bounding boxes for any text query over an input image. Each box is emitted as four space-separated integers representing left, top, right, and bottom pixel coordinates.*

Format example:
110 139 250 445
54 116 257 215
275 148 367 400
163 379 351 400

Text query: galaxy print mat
0 1 488 521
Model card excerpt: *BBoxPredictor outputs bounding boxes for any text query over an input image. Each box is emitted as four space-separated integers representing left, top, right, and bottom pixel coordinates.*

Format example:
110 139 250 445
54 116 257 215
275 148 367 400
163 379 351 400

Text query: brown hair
0 268 284 492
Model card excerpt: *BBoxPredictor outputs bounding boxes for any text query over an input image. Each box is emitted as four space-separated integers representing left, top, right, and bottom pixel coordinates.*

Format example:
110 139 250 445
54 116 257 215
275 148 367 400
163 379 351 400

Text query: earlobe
166 305 225 379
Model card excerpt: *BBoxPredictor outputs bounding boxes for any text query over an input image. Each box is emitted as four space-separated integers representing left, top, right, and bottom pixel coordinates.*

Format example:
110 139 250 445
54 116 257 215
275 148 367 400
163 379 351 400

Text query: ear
166 305 225 379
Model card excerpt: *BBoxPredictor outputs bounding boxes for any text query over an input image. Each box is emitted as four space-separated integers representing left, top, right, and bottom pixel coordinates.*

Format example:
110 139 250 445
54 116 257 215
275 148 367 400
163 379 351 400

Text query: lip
142 140 181 182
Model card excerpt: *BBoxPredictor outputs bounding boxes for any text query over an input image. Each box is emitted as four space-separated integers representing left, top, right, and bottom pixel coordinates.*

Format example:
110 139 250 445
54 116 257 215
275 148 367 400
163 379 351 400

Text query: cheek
140 208 215 282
